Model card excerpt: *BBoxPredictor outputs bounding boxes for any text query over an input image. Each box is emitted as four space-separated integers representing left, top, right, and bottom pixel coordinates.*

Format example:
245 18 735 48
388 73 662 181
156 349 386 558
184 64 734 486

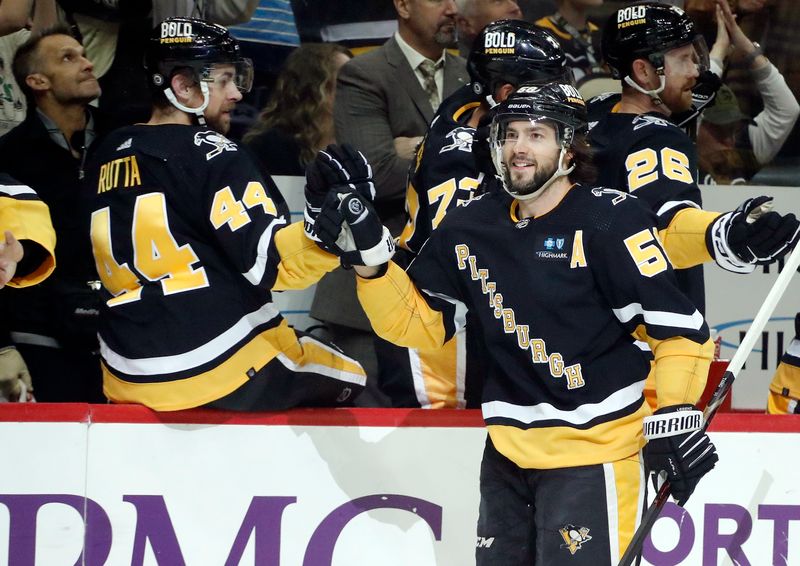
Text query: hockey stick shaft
619 242 800 566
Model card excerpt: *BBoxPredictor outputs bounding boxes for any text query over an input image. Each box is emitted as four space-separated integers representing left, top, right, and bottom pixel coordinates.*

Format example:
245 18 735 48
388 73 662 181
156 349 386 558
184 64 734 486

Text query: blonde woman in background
244 43 352 176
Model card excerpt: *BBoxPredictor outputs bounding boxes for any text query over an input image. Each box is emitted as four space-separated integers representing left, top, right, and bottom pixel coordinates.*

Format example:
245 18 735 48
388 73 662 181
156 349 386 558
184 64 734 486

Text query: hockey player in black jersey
383 20 571 409
312 84 719 565
591 2 799 408
399 20 570 256
592 2 798 311
82 18 375 411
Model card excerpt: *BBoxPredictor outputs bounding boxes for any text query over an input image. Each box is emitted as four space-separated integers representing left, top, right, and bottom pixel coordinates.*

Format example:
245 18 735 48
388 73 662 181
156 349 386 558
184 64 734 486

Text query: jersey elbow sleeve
659 208 719 269
1 197 56 287
273 222 340 291
356 261 450 350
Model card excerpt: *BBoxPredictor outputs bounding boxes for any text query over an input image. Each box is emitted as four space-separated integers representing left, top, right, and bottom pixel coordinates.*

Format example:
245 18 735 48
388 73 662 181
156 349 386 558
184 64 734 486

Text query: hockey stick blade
618 241 800 566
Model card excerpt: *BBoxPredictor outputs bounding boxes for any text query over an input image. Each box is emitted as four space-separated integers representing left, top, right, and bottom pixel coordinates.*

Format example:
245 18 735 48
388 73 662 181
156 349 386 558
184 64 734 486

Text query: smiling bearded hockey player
381 20 571 409
310 84 719 564
82 18 370 411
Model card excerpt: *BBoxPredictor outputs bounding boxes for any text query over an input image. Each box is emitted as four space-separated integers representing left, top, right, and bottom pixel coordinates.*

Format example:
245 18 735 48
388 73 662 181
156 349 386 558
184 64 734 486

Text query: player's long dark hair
243 43 352 166
568 133 597 185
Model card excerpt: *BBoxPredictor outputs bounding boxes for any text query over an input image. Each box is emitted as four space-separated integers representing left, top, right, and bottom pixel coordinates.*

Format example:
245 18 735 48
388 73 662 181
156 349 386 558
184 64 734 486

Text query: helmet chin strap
624 73 666 107
511 145 575 201
164 80 210 126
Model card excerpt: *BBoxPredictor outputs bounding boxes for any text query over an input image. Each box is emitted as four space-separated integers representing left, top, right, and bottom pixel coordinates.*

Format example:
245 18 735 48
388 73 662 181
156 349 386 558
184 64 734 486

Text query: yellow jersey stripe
398 182 421 251
410 335 461 408
609 453 644 561
487 402 648 469
103 321 364 410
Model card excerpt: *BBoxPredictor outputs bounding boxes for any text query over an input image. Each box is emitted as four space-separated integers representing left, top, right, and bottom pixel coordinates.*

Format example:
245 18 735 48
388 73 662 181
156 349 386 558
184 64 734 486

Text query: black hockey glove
707 196 800 273
315 190 395 267
643 404 718 506
673 70 723 130
304 144 376 243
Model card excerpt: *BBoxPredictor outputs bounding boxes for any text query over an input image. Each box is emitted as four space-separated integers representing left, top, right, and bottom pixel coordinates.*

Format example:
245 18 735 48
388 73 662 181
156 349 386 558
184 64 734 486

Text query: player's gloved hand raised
643 404 718 506
315 190 395 267
303 144 376 243
708 196 800 273
0 346 34 402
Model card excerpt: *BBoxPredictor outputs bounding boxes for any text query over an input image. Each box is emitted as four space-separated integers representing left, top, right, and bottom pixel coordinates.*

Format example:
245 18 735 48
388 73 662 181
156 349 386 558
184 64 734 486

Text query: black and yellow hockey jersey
589 110 718 312
358 186 712 469
389 84 488 409
398 84 485 256
0 174 55 287
84 124 365 410
534 15 603 83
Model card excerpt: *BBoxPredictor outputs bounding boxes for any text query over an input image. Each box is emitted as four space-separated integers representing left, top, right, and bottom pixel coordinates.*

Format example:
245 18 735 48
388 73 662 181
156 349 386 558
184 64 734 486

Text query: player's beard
506 158 558 197
206 105 234 135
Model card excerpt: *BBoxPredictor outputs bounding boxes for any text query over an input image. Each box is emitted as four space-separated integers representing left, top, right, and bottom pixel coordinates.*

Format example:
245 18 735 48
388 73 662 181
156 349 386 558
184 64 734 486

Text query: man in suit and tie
334 0 468 227
312 0 469 405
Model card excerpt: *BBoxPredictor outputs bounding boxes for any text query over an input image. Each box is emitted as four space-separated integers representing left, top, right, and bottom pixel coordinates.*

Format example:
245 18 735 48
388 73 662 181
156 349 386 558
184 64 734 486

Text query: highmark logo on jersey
536 235 569 261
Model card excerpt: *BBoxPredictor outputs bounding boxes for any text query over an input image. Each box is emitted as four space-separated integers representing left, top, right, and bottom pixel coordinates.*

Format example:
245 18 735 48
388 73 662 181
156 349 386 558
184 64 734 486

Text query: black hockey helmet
491 82 587 140
467 20 571 98
489 83 588 200
602 2 706 80
144 17 253 93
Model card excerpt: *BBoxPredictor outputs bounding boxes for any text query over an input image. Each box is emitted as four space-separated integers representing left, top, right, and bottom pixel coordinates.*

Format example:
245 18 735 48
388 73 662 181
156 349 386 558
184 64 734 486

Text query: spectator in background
319 0 469 402
243 43 352 177
534 0 604 83
56 0 154 129
0 0 57 136
225 0 302 139
687 0 800 171
0 26 106 403
454 0 523 57
696 0 798 184
335 0 467 223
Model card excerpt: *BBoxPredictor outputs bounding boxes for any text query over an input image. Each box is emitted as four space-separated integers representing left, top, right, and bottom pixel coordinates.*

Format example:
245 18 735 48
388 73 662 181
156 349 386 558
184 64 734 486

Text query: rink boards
0 405 798 566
